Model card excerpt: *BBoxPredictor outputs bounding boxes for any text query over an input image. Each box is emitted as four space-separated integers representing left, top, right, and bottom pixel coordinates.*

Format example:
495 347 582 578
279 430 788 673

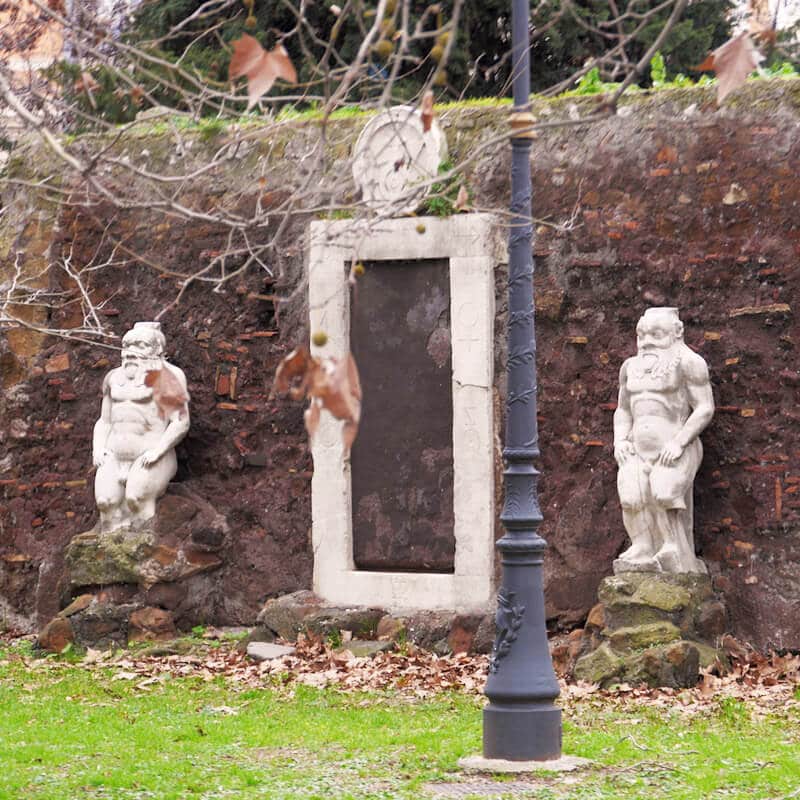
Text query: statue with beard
92 322 190 530
613 307 714 574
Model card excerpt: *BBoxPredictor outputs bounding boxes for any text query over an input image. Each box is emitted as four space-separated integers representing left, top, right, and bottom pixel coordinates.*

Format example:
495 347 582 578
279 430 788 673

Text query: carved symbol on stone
352 106 448 215
457 301 480 341
489 588 526 673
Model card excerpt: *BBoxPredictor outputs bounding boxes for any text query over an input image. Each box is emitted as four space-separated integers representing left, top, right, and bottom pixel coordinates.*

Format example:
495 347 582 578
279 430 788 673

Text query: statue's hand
658 439 684 466
137 449 163 468
93 450 107 469
614 441 635 465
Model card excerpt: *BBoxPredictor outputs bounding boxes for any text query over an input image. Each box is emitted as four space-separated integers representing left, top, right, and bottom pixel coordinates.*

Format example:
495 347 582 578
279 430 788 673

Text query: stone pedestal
36 487 227 651
573 572 728 688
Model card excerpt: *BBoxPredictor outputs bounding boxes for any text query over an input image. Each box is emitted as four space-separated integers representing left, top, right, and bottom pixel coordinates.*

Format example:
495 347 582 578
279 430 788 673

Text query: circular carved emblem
352 105 448 215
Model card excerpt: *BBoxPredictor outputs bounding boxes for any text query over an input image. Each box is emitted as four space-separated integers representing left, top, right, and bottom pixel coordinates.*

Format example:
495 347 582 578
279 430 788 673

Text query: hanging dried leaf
274 346 361 455
145 368 189 420
420 89 435 132
304 400 322 440
274 346 314 400
229 34 297 110
694 32 764 104
694 53 716 72
454 185 469 212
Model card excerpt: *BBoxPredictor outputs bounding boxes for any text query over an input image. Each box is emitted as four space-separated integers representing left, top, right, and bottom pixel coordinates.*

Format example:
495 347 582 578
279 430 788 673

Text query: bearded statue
613 307 714 574
92 322 190 530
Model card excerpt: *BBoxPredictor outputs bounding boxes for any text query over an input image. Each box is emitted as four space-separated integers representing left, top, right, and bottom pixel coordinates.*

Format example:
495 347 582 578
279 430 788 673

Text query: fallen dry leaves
5 630 798 715
14 633 798 716
561 646 800 720
64 636 490 698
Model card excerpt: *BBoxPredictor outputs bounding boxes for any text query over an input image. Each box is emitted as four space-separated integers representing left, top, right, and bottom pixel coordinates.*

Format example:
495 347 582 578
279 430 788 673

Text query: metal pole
481 0 562 761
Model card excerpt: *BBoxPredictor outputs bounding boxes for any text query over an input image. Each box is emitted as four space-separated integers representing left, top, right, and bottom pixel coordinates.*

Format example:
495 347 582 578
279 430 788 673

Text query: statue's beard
122 356 162 381
632 345 680 379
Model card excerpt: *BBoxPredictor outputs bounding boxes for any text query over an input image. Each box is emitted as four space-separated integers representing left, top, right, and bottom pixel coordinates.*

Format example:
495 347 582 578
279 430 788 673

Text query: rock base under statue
573 572 728 688
37 486 228 652
612 555 706 576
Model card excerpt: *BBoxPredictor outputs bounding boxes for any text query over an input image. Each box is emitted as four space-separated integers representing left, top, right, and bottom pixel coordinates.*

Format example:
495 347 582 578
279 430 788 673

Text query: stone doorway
307 214 502 612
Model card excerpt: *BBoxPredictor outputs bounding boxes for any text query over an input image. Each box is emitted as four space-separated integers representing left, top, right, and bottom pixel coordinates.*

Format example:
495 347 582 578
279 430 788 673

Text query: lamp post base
482 703 562 761
459 753 591 774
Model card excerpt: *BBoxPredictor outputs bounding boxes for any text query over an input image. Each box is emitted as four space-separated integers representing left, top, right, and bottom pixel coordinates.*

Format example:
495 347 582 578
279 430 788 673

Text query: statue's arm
658 354 714 465
613 361 635 464
676 354 714 449
92 373 112 467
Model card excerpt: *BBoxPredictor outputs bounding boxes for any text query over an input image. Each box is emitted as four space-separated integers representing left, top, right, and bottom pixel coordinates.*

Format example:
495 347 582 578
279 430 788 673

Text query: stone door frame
307 214 502 612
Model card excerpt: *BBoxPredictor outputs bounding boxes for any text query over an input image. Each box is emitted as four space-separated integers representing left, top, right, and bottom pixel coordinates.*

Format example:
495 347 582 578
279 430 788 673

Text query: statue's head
121 322 166 375
636 307 683 353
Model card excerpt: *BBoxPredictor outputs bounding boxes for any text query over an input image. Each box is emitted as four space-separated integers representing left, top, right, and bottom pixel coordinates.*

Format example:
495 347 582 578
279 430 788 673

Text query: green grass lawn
0 639 798 800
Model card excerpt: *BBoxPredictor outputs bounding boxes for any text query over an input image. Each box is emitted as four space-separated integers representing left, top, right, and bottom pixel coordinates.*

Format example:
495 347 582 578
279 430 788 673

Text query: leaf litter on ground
3 629 798 719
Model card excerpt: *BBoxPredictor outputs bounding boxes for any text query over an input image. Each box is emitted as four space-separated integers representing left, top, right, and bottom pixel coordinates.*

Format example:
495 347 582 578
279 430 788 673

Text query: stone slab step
246 642 295 662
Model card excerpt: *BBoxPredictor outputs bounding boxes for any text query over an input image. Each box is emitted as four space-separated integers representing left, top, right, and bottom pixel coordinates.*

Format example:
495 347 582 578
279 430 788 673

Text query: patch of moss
633 578 692 613
574 642 624 684
608 621 681 652
66 528 155 587
197 118 227 141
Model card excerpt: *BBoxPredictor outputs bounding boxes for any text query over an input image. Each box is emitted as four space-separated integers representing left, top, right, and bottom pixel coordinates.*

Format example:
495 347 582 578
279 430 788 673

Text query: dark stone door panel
350 259 455 572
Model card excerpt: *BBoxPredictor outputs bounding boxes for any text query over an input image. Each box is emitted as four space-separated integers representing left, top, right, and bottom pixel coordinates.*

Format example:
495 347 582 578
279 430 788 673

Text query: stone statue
613 307 714 574
93 322 189 530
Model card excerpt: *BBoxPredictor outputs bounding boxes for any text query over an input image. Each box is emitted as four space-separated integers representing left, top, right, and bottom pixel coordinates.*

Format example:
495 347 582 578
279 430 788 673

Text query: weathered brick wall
1 80 799 650
515 84 800 650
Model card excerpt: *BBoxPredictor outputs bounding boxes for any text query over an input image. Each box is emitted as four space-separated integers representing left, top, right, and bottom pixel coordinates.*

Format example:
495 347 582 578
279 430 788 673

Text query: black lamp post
481 0 562 761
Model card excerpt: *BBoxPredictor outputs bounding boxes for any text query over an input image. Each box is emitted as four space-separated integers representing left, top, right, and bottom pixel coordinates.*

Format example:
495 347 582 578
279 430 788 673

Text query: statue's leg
650 442 705 573
617 456 656 564
95 456 125 529
125 450 177 524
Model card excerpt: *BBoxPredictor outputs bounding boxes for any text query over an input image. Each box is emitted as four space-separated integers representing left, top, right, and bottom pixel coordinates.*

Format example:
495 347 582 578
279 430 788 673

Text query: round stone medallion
352 105 448 215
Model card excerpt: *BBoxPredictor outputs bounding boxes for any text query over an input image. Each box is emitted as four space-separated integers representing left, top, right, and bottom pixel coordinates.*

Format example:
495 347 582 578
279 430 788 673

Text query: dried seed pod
372 39 394 60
